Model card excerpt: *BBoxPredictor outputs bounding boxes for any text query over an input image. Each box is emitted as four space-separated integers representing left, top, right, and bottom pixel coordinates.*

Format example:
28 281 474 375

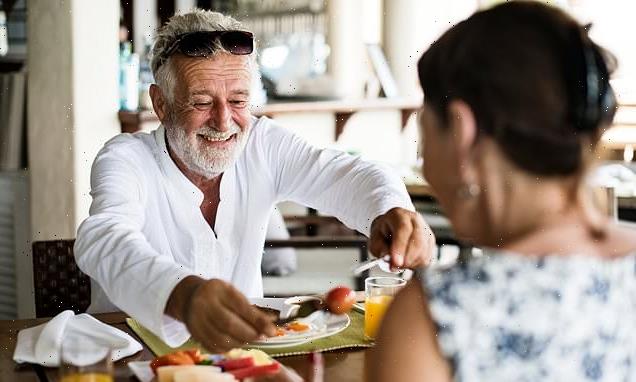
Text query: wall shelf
118 97 421 140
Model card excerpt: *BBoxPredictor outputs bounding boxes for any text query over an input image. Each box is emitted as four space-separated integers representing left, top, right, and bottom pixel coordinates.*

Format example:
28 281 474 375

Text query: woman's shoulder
419 249 636 307
601 222 636 257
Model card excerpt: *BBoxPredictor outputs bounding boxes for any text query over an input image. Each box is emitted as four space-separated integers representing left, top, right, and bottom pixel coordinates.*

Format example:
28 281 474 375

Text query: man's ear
149 84 168 122
447 100 478 174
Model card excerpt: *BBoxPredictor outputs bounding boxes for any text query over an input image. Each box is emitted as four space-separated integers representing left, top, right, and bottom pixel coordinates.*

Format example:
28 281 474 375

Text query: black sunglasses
157 30 254 69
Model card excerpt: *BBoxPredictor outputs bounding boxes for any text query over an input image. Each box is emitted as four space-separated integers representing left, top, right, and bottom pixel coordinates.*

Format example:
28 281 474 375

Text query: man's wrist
165 275 205 323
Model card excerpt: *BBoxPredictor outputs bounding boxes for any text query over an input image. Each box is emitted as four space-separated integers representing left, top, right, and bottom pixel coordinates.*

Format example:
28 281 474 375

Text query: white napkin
13 310 143 367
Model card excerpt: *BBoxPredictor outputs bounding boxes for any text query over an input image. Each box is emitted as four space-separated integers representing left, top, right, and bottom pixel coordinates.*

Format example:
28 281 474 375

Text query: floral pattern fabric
419 250 636 381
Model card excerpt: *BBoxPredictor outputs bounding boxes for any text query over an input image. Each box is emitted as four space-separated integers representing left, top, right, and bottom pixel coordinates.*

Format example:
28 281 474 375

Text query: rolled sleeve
258 120 415 236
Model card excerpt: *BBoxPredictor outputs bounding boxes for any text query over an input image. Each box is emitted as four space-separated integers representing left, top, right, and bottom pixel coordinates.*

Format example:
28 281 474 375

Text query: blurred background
0 0 634 319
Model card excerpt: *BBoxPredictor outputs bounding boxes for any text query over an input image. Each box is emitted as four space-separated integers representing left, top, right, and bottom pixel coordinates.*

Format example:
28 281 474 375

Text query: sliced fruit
227 362 281 380
215 356 255 371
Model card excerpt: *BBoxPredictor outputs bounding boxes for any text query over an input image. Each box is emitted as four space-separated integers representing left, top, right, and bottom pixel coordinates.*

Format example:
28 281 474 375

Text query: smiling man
75 9 434 353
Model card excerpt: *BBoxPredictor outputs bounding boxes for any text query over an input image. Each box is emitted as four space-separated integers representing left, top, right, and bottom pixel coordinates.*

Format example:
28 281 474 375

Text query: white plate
128 361 155 382
128 361 226 382
248 312 350 348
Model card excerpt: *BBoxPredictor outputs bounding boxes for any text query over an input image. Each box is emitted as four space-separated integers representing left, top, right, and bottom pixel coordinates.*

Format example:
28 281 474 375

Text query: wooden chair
29 234 369 317
31 239 91 318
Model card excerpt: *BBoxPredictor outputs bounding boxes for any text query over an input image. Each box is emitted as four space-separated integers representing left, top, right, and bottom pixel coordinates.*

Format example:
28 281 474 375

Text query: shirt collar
154 125 204 205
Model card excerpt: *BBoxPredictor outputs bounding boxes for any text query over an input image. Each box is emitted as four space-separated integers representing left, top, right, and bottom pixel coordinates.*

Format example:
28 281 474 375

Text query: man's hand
368 207 435 268
166 276 277 353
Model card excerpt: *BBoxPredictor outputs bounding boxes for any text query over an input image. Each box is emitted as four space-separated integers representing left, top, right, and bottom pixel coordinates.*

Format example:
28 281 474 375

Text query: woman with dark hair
369 2 636 381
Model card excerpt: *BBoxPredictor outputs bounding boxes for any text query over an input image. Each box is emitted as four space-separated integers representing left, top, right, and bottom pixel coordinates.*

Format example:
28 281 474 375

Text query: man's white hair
151 9 257 103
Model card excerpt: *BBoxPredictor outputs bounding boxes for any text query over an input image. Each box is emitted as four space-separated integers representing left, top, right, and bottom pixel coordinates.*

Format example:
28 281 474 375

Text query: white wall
25 0 120 317
175 0 197 14
568 0 636 102
72 0 121 227
28 0 76 241
384 0 478 98
327 0 367 99
133 0 158 54
29 0 120 241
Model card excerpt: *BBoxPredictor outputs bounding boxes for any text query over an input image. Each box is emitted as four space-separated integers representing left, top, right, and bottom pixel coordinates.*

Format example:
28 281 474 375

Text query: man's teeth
200 134 233 142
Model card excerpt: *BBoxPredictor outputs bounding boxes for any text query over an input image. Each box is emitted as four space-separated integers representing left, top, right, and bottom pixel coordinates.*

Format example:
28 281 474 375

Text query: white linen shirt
75 116 414 346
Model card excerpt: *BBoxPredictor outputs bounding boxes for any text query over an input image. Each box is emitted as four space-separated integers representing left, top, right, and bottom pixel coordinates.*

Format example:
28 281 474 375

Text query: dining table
1 312 369 382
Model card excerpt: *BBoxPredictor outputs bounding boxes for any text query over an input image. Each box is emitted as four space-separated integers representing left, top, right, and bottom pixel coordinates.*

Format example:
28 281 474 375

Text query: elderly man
75 9 434 352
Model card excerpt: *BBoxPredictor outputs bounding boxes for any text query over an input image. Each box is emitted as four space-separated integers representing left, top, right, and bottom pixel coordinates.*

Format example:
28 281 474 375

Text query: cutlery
274 299 324 326
351 255 403 276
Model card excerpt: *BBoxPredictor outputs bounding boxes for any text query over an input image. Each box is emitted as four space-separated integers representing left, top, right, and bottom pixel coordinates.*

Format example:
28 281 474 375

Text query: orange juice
364 295 393 339
59 373 114 382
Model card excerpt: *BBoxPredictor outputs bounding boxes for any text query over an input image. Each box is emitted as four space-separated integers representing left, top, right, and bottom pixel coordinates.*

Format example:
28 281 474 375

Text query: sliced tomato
215 356 255 371
184 348 203 363
150 356 172 374
150 351 195 374
227 362 281 380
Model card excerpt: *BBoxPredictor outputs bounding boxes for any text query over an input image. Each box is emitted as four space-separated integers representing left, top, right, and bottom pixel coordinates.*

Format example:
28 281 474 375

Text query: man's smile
197 133 237 148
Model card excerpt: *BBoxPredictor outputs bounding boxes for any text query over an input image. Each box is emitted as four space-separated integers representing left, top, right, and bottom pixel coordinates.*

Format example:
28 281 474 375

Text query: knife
274 299 324 326
351 255 404 275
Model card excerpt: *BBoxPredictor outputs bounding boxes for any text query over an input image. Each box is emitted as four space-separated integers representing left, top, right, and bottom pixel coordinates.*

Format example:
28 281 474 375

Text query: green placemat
126 310 373 358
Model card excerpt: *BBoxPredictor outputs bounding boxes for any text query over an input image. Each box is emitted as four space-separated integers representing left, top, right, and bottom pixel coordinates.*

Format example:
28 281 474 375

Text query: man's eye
230 100 247 107
193 102 212 107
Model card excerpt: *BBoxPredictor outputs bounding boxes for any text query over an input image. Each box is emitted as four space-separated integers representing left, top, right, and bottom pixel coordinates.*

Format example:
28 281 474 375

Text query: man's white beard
165 118 249 179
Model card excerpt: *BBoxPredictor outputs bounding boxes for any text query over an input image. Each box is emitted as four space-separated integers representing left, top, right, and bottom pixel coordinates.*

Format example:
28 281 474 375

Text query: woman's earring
457 183 481 199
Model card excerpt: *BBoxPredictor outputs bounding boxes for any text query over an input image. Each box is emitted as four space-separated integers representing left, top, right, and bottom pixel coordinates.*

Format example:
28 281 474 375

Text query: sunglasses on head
157 30 254 69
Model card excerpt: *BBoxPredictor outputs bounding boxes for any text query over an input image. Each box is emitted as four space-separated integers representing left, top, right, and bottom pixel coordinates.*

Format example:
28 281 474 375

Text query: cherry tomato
325 286 356 314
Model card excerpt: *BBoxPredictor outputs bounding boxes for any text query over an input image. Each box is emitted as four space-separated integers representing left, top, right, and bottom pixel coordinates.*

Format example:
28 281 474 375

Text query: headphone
570 25 617 132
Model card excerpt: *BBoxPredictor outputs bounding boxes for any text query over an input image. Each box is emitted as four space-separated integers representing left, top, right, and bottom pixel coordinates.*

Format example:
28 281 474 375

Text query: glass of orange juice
364 276 406 340
59 335 114 382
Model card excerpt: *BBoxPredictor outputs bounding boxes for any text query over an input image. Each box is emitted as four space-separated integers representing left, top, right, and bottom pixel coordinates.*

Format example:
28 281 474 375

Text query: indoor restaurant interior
1 0 635 381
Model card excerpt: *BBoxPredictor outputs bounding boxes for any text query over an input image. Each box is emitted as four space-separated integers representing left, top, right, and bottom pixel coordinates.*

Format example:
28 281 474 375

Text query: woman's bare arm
367 280 452 382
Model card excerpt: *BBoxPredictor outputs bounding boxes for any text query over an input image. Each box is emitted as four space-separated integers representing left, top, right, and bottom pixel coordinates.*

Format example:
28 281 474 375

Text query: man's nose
210 102 232 132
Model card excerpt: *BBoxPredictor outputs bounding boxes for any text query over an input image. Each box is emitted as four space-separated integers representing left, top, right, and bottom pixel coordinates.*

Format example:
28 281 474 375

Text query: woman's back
368 3 636 381
420 251 636 381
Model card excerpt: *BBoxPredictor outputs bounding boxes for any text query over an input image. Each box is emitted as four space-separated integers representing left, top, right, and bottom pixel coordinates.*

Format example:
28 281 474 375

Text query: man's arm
76 141 275 350
165 276 276 352
259 121 435 267
75 144 197 346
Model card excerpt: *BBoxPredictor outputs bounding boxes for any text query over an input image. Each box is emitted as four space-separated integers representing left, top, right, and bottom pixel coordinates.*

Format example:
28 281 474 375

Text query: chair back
32 239 91 317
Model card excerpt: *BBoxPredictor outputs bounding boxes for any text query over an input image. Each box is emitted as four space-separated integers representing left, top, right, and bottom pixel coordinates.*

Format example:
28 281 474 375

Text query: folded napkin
13 310 143 367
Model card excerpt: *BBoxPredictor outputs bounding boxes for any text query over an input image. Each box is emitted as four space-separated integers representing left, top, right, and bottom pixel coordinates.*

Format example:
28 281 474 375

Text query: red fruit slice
215 356 255 371
227 362 281 380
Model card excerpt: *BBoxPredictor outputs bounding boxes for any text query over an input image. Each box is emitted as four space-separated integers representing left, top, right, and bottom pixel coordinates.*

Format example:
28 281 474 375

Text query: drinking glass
59 334 114 382
364 276 406 340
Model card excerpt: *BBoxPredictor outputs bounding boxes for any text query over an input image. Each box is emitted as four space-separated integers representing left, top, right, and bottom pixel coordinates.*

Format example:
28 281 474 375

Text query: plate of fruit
128 348 280 382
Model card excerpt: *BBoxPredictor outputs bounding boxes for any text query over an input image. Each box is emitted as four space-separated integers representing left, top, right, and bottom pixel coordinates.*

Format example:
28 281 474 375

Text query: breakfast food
274 320 310 336
325 286 356 314
172 366 235 382
157 365 226 382
150 348 280 382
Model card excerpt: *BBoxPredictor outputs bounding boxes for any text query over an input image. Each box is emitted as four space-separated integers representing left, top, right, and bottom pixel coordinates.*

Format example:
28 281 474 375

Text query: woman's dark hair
418 1 617 176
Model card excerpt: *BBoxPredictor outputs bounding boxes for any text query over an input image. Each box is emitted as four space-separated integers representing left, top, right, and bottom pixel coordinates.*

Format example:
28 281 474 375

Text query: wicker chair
32 239 91 318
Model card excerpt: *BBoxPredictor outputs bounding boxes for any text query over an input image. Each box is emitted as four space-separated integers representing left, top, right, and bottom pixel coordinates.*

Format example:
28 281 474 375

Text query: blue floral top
418 250 636 381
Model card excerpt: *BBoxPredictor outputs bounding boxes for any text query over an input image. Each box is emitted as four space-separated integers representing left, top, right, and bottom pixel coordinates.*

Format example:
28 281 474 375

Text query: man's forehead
173 54 251 92
174 53 251 74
